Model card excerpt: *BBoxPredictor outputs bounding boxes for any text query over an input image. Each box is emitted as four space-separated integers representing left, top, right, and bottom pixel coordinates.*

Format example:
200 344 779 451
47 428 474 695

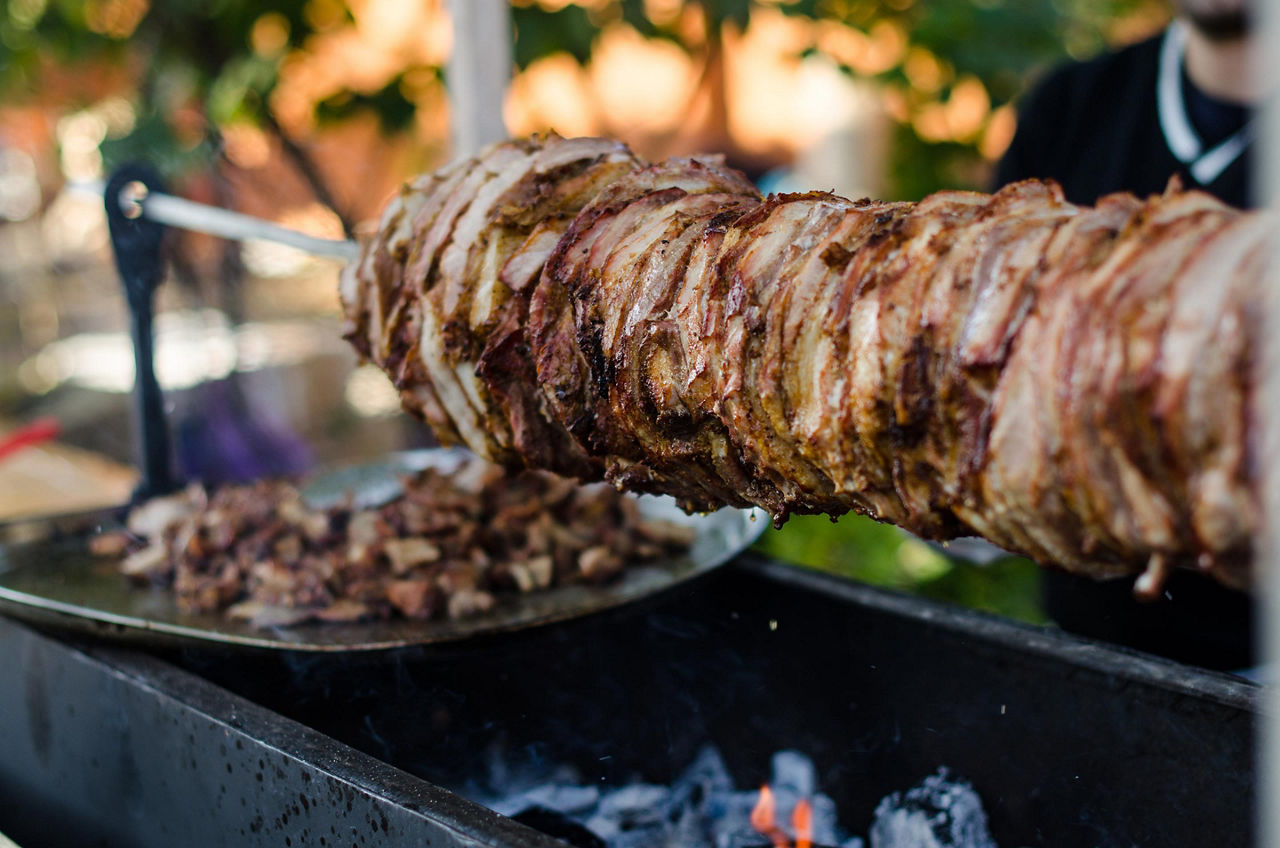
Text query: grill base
0 555 1258 847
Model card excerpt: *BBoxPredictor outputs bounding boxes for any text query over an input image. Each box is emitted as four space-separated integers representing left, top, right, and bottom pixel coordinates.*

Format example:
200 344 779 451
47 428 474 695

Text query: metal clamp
104 164 180 501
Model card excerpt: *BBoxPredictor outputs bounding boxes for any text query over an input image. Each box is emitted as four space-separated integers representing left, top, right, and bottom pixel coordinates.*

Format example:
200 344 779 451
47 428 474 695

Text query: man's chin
1186 10 1251 41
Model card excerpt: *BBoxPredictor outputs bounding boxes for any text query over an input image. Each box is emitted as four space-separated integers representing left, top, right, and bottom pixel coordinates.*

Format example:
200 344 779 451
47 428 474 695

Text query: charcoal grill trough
0 550 1259 847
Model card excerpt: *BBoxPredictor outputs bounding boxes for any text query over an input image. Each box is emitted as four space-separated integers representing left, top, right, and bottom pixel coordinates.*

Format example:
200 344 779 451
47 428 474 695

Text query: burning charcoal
655 746 738 847
769 750 817 801
725 840 857 848
583 783 675 848
670 807 724 848
669 746 735 811
495 784 601 818
581 813 671 848
710 791 763 848
868 769 997 848
588 824 669 848
756 752 846 846
806 796 845 847
512 806 605 848
472 744 881 848
595 783 670 825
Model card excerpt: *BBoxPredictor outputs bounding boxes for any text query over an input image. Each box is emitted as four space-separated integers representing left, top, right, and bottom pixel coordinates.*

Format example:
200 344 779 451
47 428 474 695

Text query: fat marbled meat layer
340 134 1268 592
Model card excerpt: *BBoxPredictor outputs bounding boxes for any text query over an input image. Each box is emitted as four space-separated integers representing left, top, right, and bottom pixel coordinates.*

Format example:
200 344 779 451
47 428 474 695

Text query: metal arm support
104 164 179 501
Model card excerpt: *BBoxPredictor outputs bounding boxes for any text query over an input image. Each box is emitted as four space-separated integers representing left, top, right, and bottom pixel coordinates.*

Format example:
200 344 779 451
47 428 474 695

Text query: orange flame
750 785 786 846
752 784 815 848
750 784 774 831
792 798 813 848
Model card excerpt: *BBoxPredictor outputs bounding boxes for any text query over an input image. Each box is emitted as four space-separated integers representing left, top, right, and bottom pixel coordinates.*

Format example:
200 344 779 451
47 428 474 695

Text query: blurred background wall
0 0 1173 618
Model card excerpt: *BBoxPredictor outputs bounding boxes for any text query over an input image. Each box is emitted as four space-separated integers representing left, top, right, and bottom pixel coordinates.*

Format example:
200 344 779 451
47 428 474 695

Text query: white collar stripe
1190 126 1253 184
1157 21 1202 163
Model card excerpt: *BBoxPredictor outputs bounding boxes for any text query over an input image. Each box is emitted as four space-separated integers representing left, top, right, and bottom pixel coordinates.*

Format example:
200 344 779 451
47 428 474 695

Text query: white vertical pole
444 0 513 157
1260 0 1280 845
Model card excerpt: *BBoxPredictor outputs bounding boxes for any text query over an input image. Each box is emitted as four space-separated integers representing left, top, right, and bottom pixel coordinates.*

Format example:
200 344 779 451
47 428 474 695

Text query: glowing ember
473 746 994 848
750 784 773 829
793 798 813 848
752 784 815 848
751 784 782 845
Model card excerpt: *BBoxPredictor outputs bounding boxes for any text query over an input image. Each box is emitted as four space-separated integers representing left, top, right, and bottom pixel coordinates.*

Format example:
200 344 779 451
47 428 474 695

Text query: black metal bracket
104 164 180 501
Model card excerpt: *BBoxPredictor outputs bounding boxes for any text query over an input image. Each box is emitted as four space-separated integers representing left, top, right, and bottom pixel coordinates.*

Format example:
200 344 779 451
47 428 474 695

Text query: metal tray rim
0 451 768 653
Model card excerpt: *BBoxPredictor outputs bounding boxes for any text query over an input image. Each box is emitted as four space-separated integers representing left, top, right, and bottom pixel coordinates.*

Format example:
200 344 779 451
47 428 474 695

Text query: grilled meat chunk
111 457 694 627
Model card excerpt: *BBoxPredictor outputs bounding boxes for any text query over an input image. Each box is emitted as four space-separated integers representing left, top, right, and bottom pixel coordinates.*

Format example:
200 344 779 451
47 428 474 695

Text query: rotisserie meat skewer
340 133 1271 595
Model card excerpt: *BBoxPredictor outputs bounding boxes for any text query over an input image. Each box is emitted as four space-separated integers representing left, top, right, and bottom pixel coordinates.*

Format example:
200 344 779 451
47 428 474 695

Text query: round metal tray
0 450 766 652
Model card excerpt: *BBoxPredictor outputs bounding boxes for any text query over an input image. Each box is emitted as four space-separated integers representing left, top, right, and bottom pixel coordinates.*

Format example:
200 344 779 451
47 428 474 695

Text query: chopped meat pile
100 458 695 628
339 132 1271 596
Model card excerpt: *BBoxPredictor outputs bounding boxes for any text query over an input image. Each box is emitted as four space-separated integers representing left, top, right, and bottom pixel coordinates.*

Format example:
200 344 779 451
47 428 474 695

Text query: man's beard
1180 3 1251 41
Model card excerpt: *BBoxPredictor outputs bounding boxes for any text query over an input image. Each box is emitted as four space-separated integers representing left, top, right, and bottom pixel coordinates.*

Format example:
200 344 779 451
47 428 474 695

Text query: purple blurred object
177 378 312 484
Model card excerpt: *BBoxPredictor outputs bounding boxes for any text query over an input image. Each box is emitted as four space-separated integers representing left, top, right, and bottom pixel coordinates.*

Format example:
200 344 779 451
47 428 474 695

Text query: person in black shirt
995 0 1259 669
998 1 1256 208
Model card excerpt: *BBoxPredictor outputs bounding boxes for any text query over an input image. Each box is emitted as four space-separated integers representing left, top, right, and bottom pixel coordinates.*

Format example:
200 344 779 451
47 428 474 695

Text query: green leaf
98 107 214 179
511 4 597 69
315 73 417 134
206 55 277 125
704 0 752 31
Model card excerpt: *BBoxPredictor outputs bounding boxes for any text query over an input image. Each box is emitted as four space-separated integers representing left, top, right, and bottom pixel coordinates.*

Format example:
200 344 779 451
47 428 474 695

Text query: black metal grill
0 554 1259 847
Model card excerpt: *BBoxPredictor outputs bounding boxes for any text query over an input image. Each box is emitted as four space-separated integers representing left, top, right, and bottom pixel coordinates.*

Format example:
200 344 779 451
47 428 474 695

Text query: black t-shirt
996 33 1253 208
994 30 1255 670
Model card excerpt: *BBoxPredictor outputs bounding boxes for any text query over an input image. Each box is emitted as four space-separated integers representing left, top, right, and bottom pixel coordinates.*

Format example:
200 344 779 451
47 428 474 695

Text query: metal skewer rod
73 179 360 261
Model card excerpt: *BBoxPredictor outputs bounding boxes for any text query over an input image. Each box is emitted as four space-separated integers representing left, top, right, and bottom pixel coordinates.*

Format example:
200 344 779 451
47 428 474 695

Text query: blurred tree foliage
1 0 376 231
0 0 1166 203
0 0 1166 619
506 0 1166 197
1 0 298 170
3 0 1166 190
753 513 1048 624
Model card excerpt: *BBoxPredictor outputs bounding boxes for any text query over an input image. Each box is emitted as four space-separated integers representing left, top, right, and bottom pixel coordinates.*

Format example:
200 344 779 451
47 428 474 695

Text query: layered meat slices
341 134 1270 593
